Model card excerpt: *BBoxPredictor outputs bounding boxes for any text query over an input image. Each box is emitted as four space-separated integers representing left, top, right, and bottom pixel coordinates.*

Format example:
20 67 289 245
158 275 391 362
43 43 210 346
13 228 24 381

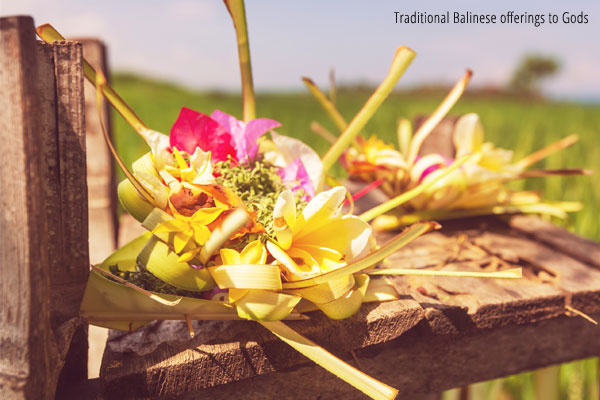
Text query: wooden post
79 38 118 258
0 15 56 399
76 38 118 380
49 40 90 396
0 16 89 398
415 115 459 159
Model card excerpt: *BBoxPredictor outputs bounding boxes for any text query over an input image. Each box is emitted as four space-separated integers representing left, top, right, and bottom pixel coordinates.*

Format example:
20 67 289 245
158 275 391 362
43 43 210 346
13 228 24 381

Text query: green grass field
110 73 599 400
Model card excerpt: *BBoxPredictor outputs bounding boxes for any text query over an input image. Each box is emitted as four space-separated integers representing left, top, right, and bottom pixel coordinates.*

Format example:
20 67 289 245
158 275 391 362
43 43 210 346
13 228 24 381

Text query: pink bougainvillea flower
170 107 237 163
211 109 281 163
278 158 315 198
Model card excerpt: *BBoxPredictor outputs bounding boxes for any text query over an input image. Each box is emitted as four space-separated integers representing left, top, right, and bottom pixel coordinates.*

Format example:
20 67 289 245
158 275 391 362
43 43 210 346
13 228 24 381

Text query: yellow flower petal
295 216 371 261
273 190 296 249
240 240 268 264
177 249 199 263
163 164 181 178
453 113 483 158
153 219 187 233
267 240 306 281
219 248 241 265
294 244 344 271
295 187 346 236
190 148 215 185
286 247 319 272
135 170 169 210
173 231 193 254
190 206 226 224
172 146 189 169
192 224 211 245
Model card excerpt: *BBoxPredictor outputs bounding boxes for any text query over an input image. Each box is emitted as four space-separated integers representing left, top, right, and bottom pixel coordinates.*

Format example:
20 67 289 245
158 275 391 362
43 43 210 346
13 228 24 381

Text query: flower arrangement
304 70 590 231
37 2 524 399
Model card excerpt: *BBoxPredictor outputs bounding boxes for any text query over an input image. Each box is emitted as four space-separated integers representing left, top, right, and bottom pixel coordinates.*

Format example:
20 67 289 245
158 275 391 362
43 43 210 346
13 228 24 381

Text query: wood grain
186 313 600 399
101 215 600 399
79 38 118 263
0 16 57 399
1 17 90 398
415 114 459 158
509 215 600 270
78 38 118 381
51 41 90 394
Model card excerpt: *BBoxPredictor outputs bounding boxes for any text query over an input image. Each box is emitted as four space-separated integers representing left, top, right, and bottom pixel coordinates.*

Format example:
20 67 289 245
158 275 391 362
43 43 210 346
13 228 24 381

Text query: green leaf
223 0 256 122
320 46 416 181
137 236 216 291
260 320 398 400
81 233 233 331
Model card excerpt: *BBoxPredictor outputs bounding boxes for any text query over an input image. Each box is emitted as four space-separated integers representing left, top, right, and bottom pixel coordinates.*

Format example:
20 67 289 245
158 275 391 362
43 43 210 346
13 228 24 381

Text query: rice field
111 72 600 400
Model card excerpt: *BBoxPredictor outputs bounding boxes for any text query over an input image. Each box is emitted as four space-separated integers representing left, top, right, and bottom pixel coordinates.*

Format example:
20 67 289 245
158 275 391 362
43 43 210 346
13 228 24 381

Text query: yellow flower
266 187 372 281
453 113 522 179
410 113 522 210
362 136 407 169
163 146 215 185
219 240 268 265
345 136 406 176
152 206 225 262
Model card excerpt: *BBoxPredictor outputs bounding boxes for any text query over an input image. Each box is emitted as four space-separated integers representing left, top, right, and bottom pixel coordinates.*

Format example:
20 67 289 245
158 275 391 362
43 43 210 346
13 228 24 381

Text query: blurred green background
111 73 599 400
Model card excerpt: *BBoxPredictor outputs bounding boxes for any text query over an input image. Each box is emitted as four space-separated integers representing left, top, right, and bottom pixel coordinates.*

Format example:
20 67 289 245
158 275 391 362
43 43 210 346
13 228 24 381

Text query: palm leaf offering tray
36 1 590 399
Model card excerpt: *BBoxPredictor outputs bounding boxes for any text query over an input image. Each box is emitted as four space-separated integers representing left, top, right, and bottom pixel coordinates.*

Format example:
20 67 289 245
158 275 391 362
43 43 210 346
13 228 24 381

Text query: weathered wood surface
415 115 459 159
78 38 118 380
509 214 600 270
0 16 56 399
100 215 600 399
0 16 89 398
47 41 90 395
182 313 599 400
79 38 118 262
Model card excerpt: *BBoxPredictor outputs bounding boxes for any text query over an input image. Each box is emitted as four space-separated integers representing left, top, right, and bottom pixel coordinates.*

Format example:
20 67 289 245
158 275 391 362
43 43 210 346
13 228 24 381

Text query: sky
2 0 599 100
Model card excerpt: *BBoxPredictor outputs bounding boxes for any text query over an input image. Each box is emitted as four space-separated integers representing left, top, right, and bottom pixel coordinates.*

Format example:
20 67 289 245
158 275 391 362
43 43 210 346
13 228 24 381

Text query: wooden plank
0 16 58 399
382 226 565 330
189 313 600 399
509 215 600 270
100 216 600 398
472 228 600 316
100 299 424 397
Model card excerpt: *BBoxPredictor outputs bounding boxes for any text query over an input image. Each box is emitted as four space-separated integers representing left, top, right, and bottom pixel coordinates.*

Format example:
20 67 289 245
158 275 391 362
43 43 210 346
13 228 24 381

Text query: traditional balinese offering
304 70 589 231
37 2 523 398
